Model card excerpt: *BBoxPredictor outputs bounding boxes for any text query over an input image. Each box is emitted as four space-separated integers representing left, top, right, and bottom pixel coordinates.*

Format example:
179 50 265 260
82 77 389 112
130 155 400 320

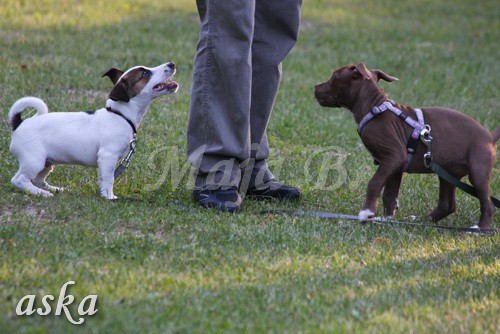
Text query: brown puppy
314 63 499 228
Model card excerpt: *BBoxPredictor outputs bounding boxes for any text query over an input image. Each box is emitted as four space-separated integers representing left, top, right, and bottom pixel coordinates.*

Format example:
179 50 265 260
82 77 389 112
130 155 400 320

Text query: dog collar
106 107 137 134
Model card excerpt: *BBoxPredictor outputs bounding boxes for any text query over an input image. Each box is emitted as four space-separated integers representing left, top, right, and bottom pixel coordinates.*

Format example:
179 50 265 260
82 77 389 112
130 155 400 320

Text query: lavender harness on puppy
357 100 426 171
357 100 500 208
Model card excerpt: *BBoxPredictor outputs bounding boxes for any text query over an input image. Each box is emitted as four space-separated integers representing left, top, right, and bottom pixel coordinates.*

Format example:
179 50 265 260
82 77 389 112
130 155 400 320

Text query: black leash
111 196 497 234
416 116 500 208
261 209 499 234
429 161 500 208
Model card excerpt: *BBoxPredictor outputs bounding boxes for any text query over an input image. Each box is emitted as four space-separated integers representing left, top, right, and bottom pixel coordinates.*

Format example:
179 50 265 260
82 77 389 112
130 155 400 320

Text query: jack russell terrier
8 61 178 199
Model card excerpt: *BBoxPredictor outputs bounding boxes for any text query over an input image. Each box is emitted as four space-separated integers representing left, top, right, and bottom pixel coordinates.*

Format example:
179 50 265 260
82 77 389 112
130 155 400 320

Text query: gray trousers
187 0 302 190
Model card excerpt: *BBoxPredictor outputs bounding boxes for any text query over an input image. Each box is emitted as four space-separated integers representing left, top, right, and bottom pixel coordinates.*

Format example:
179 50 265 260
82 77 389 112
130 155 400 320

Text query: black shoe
246 180 301 201
192 186 242 213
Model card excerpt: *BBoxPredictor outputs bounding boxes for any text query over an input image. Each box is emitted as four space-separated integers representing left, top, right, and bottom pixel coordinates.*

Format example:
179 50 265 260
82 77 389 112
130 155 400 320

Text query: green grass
0 0 499 333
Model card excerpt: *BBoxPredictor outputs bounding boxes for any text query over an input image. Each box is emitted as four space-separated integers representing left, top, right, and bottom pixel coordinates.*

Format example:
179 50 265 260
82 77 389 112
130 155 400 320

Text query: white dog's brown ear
108 82 130 102
371 69 399 82
102 68 124 85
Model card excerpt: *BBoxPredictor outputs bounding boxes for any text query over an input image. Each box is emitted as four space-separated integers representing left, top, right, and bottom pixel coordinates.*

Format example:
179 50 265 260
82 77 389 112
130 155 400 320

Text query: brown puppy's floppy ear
354 63 373 80
102 68 124 85
108 81 130 102
371 69 399 83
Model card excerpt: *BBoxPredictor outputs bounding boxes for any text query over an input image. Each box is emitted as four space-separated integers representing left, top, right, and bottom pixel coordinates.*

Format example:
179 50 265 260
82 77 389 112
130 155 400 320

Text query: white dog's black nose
167 62 176 69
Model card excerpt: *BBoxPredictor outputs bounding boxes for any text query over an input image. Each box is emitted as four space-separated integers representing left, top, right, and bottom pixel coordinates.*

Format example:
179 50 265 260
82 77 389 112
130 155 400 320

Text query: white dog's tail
8 97 49 131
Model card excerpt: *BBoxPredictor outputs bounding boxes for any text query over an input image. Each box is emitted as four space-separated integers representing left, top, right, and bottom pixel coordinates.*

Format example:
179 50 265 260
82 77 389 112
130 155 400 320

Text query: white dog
8 62 178 199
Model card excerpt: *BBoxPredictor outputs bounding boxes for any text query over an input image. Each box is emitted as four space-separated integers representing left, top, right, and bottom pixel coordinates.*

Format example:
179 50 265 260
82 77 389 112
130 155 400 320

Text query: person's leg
187 0 256 190
242 0 303 196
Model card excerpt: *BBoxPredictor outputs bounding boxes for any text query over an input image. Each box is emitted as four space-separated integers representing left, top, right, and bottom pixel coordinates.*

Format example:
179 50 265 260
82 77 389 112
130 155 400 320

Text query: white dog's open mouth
153 81 178 93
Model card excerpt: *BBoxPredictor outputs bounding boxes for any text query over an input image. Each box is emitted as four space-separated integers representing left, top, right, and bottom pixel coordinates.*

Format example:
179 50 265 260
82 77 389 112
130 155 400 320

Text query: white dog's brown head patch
102 63 178 103
103 67 152 102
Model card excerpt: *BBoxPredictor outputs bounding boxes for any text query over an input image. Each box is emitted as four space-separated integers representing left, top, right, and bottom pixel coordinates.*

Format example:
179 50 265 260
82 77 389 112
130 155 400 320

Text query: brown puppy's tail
492 128 500 143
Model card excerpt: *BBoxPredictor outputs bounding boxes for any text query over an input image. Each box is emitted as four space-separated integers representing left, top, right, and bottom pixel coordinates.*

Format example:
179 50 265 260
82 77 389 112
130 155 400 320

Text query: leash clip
420 124 433 168
424 152 433 168
114 137 137 178
122 138 137 167
420 124 432 145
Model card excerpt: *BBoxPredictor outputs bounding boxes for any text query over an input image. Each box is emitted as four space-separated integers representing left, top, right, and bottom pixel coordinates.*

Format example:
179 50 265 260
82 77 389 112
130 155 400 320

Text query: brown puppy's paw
358 209 375 223
429 207 455 222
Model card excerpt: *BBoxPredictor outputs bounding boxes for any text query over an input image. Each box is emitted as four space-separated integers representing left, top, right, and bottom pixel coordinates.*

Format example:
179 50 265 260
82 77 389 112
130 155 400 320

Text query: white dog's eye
141 70 151 78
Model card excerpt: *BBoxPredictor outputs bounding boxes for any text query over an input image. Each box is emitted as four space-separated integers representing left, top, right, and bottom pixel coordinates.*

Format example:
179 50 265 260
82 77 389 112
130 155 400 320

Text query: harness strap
357 100 394 134
385 103 425 132
403 108 424 171
358 100 426 171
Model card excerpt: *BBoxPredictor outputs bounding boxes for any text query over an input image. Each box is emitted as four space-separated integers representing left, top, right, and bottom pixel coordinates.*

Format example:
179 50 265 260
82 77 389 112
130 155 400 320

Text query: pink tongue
155 82 177 91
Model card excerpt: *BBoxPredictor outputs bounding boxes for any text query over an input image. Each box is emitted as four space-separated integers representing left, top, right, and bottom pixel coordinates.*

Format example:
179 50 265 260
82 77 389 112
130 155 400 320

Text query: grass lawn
0 0 499 332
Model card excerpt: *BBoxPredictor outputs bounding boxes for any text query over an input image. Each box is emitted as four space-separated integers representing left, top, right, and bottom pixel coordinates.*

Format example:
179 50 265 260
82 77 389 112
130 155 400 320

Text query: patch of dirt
1 205 48 224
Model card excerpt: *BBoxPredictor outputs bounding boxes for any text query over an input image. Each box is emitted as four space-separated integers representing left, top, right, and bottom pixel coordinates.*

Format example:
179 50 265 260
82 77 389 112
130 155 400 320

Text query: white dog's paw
358 209 375 221
100 188 117 200
35 182 65 193
102 194 118 200
38 189 54 197
48 186 65 193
